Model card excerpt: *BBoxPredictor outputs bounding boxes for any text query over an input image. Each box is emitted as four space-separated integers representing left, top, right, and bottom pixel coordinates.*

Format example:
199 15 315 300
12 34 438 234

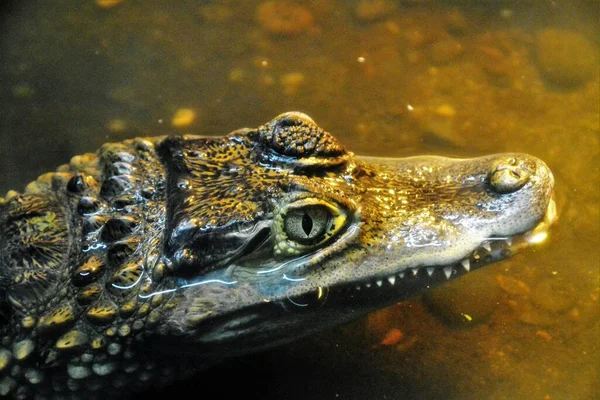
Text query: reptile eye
274 198 349 257
284 206 331 244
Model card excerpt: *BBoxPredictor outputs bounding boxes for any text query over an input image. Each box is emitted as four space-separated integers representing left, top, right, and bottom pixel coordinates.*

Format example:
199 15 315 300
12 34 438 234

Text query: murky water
1 1 598 399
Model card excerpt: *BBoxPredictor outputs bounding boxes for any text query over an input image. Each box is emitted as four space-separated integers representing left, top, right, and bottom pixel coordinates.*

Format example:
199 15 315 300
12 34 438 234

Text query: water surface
0 1 598 399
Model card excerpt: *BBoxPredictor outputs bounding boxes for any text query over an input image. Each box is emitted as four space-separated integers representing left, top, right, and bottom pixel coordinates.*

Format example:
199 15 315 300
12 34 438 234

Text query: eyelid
284 198 344 217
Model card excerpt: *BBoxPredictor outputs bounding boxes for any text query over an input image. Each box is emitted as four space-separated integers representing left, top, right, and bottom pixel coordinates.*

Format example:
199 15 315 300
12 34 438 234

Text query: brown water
0 1 598 399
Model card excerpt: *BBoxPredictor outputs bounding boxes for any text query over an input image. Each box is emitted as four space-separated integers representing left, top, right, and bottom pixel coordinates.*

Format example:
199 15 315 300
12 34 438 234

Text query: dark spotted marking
37 304 75 336
85 301 118 325
100 217 139 243
108 261 144 292
100 176 133 197
67 174 87 194
77 284 103 305
107 237 140 266
72 257 105 286
83 215 109 235
77 197 102 215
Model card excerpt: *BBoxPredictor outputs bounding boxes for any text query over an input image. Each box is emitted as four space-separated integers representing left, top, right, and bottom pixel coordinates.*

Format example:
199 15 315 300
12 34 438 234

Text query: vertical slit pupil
302 212 313 236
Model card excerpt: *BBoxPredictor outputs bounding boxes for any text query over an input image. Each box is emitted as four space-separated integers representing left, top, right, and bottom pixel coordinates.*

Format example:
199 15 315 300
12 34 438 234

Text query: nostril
489 157 531 194
509 169 521 180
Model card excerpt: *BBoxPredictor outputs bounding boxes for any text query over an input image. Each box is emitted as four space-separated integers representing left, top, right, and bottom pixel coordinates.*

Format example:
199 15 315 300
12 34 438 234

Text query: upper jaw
298 152 556 291
363 194 556 287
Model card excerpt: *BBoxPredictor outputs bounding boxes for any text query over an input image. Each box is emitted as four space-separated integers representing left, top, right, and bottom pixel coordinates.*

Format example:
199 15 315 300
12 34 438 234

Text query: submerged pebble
380 328 404 346
256 1 314 36
107 119 127 134
280 72 305 95
429 37 464 65
535 330 553 342
366 306 398 338
12 84 34 98
171 109 196 128
422 270 501 326
95 0 124 9
517 303 559 326
435 104 456 118
496 274 530 296
199 4 233 23
354 0 397 23
535 29 597 87
529 278 575 314
445 9 469 35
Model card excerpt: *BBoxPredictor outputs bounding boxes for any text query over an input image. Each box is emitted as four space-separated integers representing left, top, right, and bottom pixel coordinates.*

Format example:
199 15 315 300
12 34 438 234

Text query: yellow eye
284 206 331 244
274 198 348 257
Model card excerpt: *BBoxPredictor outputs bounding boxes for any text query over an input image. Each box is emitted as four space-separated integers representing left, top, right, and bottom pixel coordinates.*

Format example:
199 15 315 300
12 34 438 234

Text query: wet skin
0 112 556 398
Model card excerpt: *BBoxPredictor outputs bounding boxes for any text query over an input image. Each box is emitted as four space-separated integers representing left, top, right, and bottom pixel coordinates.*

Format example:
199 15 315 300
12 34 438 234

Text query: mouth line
343 196 558 293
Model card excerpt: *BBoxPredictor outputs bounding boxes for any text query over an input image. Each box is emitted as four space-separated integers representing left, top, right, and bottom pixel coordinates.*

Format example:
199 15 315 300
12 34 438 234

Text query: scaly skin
0 112 556 399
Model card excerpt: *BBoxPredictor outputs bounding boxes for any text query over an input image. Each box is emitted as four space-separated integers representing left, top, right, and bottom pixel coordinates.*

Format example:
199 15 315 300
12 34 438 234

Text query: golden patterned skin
0 112 555 398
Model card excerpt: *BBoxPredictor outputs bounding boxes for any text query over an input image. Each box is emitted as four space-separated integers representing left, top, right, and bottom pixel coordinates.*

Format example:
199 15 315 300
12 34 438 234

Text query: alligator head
0 112 556 396
152 111 557 357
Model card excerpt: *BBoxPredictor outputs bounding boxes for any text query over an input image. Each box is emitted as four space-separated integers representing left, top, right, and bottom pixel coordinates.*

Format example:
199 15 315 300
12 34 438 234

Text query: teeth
461 259 470 272
365 283 371 288
443 267 453 280
376 280 382 287
412 268 419 277
482 241 492 252
399 272 405 279
505 238 512 246
355 285 361 291
426 267 434 276
388 276 396 285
